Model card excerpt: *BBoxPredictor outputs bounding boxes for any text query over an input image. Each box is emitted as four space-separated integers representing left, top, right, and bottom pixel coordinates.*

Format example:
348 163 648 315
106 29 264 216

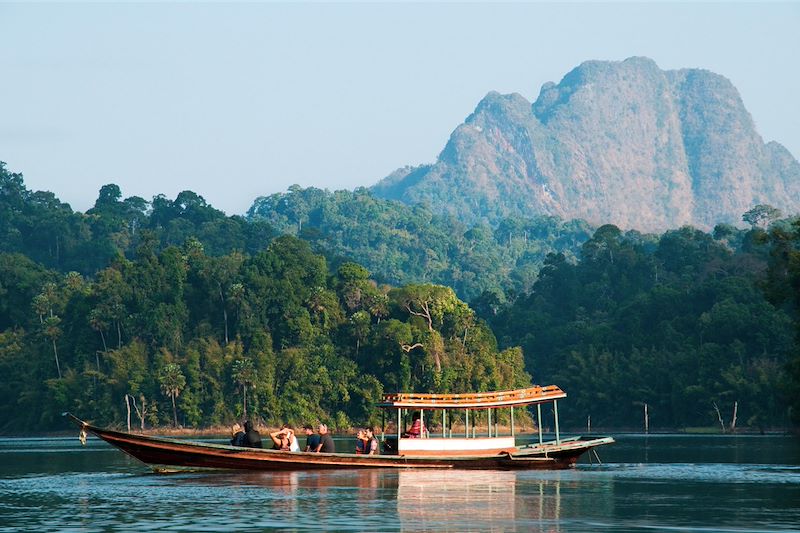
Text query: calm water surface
0 434 798 532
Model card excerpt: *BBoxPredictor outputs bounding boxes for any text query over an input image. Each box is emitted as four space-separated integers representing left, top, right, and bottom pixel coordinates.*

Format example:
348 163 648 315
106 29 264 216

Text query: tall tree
231 358 257 420
159 363 186 427
742 204 782 229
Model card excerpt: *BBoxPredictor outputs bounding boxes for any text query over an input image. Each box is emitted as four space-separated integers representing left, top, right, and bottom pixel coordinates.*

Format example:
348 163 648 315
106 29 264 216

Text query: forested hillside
0 163 529 431
490 222 800 430
247 186 592 302
1 161 799 432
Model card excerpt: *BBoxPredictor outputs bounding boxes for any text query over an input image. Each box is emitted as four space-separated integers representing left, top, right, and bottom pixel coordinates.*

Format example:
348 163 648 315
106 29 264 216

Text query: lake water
1 434 798 531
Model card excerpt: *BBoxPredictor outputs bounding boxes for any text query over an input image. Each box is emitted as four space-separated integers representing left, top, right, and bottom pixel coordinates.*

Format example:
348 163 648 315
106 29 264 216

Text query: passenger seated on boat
364 427 379 455
243 420 263 448
288 428 300 451
230 423 246 447
270 425 300 451
317 424 336 453
404 411 427 438
355 429 367 454
303 424 321 452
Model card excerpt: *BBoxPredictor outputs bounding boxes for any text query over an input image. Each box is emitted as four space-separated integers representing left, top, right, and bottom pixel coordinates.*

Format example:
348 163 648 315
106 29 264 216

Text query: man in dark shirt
303 424 321 452
317 423 335 453
243 420 262 448
230 423 246 447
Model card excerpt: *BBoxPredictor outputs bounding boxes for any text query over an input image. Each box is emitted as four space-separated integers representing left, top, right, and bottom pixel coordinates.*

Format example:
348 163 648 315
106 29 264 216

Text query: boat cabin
377 385 567 457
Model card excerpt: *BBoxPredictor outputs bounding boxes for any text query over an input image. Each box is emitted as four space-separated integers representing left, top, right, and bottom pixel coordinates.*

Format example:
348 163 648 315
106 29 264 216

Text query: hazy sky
1 2 798 215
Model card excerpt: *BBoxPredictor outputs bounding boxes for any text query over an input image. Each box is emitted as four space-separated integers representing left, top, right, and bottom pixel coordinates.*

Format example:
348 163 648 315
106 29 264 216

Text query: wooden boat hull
66 414 613 471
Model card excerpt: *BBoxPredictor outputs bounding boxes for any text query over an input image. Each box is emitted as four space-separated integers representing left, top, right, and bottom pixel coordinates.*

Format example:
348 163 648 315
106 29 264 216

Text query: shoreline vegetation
17 423 794 439
1 164 798 434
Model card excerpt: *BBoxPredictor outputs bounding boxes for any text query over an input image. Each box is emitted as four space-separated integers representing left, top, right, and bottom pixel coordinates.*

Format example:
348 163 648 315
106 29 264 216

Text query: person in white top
288 428 300 451
270 424 300 451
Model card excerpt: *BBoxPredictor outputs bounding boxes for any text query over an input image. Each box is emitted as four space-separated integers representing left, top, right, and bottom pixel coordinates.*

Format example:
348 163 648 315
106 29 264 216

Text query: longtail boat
66 385 613 471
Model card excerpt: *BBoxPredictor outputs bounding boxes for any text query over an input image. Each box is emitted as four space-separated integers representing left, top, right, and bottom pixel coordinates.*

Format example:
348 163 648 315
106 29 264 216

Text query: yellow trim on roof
378 385 566 409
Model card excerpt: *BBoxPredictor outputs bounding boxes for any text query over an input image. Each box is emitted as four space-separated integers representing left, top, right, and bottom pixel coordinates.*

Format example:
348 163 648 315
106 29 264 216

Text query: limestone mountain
372 57 800 231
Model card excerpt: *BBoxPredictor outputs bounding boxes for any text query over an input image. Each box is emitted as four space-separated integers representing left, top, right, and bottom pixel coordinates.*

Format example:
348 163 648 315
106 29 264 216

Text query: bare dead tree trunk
712 402 726 433
219 283 228 346
644 403 649 434
99 329 108 352
130 395 145 431
126 394 132 432
223 308 229 345
402 342 439 372
52 339 62 379
244 384 248 420
401 343 424 352
405 302 433 331
139 395 146 430
730 401 738 433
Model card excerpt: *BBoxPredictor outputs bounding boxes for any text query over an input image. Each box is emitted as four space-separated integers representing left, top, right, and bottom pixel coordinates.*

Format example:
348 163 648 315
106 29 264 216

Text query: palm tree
43 315 62 379
232 358 257 419
32 283 64 378
88 308 109 369
228 283 245 338
159 363 186 427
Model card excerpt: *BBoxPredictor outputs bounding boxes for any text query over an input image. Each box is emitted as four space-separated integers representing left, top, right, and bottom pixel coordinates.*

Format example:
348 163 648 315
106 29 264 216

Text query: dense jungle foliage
0 163 529 432
1 161 799 432
247 186 593 303
490 222 800 430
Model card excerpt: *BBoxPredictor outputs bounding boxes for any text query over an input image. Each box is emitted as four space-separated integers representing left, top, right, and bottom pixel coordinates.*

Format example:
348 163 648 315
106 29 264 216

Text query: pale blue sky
1 2 798 215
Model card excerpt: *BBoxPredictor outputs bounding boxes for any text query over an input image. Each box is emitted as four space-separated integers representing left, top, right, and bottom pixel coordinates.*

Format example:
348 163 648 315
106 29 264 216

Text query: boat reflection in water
160 467 609 531
396 469 567 532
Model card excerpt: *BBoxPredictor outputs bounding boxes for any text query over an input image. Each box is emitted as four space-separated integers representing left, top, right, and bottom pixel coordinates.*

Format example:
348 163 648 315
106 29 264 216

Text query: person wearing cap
303 424 321 452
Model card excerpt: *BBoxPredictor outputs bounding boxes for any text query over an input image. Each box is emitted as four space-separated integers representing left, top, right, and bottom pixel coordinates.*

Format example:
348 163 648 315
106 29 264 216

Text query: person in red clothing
404 411 427 438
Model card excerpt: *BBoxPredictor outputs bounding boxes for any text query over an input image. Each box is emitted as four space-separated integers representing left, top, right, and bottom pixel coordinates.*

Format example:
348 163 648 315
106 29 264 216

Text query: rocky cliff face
372 57 800 231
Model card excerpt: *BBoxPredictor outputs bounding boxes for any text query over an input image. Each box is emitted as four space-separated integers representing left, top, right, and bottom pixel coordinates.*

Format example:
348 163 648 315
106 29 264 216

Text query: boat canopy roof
378 385 566 410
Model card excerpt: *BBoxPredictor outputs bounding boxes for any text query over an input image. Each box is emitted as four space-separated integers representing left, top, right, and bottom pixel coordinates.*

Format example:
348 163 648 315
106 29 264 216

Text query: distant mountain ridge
372 57 800 231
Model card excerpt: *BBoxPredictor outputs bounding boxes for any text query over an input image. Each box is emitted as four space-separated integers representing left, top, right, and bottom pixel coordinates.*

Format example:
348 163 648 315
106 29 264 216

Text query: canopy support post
554 400 561 445
537 404 543 445
511 406 515 437
465 409 469 438
488 408 492 437
397 408 401 442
